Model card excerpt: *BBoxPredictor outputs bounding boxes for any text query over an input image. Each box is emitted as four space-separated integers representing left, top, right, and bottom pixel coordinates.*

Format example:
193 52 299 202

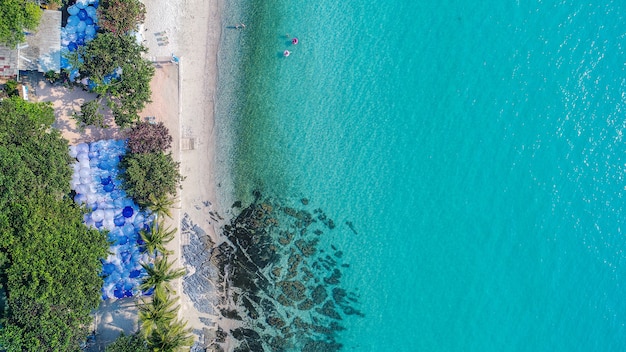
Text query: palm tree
139 220 176 255
140 256 186 294
138 286 180 339
146 194 178 219
145 318 194 351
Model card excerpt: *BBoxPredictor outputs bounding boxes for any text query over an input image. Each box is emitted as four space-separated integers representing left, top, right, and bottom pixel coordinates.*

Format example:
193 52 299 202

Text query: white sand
142 0 240 349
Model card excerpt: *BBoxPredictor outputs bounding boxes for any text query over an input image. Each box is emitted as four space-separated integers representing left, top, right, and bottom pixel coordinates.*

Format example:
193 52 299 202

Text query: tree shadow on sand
35 77 123 144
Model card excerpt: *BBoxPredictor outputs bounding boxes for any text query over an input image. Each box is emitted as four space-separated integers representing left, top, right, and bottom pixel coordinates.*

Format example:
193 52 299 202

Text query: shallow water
216 0 626 350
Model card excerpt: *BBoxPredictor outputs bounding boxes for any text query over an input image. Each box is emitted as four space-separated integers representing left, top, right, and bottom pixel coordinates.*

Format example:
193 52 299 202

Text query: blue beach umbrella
122 206 134 218
67 5 80 15
78 9 88 20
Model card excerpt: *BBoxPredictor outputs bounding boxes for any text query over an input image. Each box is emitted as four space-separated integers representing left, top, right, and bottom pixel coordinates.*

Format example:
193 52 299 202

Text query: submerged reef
209 194 363 351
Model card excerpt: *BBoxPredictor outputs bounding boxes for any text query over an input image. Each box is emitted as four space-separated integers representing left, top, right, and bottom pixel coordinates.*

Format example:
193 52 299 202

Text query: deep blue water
216 0 626 350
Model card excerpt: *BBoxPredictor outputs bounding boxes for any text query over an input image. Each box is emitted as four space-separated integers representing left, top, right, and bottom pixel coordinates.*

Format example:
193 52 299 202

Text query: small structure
0 10 61 79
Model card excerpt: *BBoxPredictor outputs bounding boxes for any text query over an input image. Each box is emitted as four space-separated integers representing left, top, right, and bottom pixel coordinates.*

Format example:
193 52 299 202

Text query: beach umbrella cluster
61 0 99 80
70 139 154 300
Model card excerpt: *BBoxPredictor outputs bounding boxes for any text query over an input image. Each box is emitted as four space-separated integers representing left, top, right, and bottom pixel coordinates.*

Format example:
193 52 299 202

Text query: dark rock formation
211 195 363 351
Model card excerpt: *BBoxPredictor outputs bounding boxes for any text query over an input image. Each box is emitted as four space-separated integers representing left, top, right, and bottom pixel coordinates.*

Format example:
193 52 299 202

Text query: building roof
0 10 61 77
0 47 18 77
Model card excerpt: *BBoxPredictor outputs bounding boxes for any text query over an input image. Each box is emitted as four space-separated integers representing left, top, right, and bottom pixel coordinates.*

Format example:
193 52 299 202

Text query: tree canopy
98 0 146 35
0 0 41 48
0 98 109 351
105 332 150 352
126 121 172 154
77 33 154 128
118 152 183 207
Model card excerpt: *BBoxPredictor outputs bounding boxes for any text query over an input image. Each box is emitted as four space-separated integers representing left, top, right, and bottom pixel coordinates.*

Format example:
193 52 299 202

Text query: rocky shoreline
182 193 362 351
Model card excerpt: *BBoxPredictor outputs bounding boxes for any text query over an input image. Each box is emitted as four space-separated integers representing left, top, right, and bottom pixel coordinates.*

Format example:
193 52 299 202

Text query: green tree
126 121 172 154
3 80 18 97
138 286 180 339
98 0 146 35
119 152 184 207
108 56 154 127
139 220 176 255
146 194 177 219
44 70 59 84
0 0 41 48
139 256 185 295
73 99 107 130
78 33 154 127
0 98 109 351
105 332 150 352
145 318 194 352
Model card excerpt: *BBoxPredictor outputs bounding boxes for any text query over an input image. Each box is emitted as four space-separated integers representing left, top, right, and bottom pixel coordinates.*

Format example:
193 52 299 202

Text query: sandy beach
141 0 232 348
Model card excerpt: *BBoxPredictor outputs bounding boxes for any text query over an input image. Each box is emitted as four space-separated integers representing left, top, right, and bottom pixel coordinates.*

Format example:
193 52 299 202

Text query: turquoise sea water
217 0 626 350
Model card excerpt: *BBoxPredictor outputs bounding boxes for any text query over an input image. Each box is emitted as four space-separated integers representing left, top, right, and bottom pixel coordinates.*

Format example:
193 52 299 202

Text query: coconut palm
145 318 194 351
146 194 178 219
138 286 180 339
140 256 186 294
139 220 176 255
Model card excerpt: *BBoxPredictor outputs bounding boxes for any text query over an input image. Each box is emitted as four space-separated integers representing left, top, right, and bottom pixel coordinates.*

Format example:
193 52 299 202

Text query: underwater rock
241 295 259 319
295 238 318 257
269 336 290 352
232 200 242 208
215 326 227 343
302 340 342 352
277 294 293 307
219 308 242 321
231 327 261 340
316 300 342 320
342 305 365 317
297 299 315 311
346 220 357 234
266 315 286 329
283 206 297 217
324 268 342 285
215 195 362 351
278 280 307 302
311 285 328 305
271 266 282 278
332 287 347 305
231 328 263 352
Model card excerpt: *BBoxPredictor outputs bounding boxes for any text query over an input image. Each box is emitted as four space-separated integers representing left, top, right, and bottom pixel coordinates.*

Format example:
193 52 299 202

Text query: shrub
118 152 184 207
98 0 146 34
105 332 149 352
73 99 107 130
126 121 172 154
4 80 18 97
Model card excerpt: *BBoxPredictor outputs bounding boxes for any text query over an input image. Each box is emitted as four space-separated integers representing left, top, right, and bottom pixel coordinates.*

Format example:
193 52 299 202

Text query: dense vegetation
104 332 149 352
118 151 183 208
118 122 183 208
74 32 155 128
0 0 41 47
0 98 109 351
126 122 173 154
97 0 146 34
